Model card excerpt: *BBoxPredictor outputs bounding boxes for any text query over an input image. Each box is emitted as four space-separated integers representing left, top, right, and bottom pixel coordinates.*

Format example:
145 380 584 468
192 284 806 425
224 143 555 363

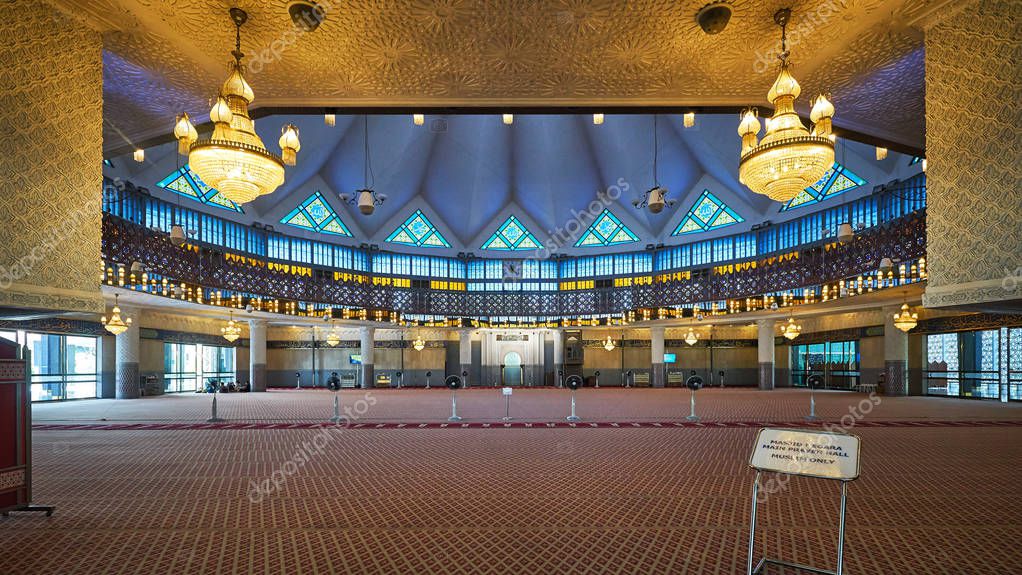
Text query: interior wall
0 2 104 313
923 0 1022 308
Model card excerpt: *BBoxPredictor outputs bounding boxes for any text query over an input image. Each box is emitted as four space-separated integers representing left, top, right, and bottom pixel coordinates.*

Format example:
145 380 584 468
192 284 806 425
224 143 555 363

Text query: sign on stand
746 428 861 575
501 387 512 421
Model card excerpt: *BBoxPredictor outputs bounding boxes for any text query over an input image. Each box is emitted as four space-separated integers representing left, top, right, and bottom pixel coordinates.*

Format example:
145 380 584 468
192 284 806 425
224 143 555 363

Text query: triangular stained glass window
671 190 745 235
574 209 639 247
386 210 451 248
280 191 353 236
780 162 867 211
156 165 244 213
482 215 544 251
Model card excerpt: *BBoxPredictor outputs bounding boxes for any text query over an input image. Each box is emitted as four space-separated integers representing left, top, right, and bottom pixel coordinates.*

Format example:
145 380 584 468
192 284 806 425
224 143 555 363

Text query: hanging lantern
593 113 604 125
875 146 888 161
279 124 301 166
100 294 132 335
683 112 695 128
324 113 336 126
173 112 198 156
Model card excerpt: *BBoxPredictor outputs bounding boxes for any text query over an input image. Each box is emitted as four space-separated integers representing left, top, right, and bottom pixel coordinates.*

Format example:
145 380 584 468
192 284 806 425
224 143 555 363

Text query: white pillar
115 305 140 399
459 329 473 386
650 326 665 388
360 326 375 388
883 305 909 395
551 329 564 386
248 319 267 392
757 319 775 390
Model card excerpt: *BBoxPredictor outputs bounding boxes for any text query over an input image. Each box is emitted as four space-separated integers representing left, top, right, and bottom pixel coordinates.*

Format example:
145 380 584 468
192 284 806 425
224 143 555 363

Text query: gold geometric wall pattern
0 0 104 313
923 0 1022 309
49 0 938 149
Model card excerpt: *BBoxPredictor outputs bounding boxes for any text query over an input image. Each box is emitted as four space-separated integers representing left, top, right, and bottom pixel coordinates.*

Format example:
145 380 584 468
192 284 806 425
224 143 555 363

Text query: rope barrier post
207 392 225 422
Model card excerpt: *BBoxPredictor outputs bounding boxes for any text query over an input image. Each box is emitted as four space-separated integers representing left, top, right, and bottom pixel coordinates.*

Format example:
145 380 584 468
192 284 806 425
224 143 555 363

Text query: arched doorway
503 351 523 386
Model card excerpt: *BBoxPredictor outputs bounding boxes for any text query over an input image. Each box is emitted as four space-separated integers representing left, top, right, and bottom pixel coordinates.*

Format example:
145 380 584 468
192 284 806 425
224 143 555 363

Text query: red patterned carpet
4 391 1022 574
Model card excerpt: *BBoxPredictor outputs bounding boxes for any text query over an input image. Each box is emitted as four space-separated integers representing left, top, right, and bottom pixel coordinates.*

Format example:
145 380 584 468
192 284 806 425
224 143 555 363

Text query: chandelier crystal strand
180 8 298 205
738 9 835 203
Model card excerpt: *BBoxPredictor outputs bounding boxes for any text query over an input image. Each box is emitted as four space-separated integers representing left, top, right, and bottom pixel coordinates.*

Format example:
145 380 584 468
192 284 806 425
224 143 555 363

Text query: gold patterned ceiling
53 0 943 152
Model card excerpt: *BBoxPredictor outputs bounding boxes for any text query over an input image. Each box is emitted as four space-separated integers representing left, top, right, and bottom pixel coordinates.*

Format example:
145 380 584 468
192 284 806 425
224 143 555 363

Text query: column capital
248 318 267 329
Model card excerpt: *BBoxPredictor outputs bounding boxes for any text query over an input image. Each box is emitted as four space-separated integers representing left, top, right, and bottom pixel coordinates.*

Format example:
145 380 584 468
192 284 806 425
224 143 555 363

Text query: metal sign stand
566 390 580 422
502 390 512 421
448 390 461 422
747 472 850 575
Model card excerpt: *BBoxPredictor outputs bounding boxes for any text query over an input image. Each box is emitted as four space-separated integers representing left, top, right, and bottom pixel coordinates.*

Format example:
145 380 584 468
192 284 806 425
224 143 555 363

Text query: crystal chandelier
782 316 802 340
221 311 242 343
412 336 426 352
101 294 132 335
892 302 918 333
738 8 835 203
603 335 616 352
684 328 699 346
173 8 300 205
326 325 341 347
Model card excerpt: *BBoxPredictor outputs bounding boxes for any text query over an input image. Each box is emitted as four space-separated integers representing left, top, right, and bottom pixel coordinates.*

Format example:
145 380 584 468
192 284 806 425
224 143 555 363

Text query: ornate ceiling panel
50 0 937 149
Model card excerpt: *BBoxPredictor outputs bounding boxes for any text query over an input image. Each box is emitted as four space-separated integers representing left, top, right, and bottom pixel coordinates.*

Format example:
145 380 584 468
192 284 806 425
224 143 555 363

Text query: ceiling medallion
221 310 242 343
738 8 835 203
100 294 132 335
782 316 802 341
173 8 300 205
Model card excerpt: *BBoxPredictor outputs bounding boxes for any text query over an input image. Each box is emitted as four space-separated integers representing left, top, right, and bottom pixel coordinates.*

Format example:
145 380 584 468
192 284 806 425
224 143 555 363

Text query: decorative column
757 319 775 390
883 306 908 396
360 326 375 389
459 329 472 387
650 326 665 388
551 329 563 387
248 319 267 392
115 305 140 399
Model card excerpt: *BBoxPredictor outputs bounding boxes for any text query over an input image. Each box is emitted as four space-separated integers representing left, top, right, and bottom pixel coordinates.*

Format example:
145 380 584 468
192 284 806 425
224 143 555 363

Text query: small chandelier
173 8 300 205
326 325 341 347
892 302 918 333
101 294 132 335
782 317 802 340
603 335 616 351
738 8 835 203
684 328 699 346
221 311 242 343
412 336 426 352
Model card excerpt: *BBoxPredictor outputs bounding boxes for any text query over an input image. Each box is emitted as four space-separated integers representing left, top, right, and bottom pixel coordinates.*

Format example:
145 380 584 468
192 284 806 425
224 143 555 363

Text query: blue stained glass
280 191 353 236
482 215 544 251
386 210 451 248
156 165 243 213
781 162 867 211
574 210 639 247
671 190 744 235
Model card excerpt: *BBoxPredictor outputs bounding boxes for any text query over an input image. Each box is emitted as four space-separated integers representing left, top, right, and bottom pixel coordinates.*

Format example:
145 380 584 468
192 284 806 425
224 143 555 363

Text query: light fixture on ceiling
593 113 604 125
503 113 514 125
221 310 242 343
782 316 802 340
413 114 425 126
173 8 300 205
170 225 186 246
737 8 835 203
413 336 426 352
683 112 695 128
326 324 341 347
101 294 132 335
603 334 615 351
875 146 888 161
339 116 387 215
892 295 918 333
695 1 733 35
133 148 144 163
633 115 675 214
324 113 335 126
684 327 699 346
837 222 854 243
921 158 927 172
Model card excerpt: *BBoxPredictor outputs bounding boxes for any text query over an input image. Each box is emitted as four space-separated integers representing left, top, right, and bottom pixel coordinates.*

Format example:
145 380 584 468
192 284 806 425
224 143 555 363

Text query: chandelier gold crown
738 8 836 203
101 294 132 335
893 302 918 332
782 316 802 340
174 8 300 205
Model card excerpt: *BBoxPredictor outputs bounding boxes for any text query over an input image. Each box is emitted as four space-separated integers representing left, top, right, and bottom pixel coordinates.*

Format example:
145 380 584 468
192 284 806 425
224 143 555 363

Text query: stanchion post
330 395 342 423
207 392 225 422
